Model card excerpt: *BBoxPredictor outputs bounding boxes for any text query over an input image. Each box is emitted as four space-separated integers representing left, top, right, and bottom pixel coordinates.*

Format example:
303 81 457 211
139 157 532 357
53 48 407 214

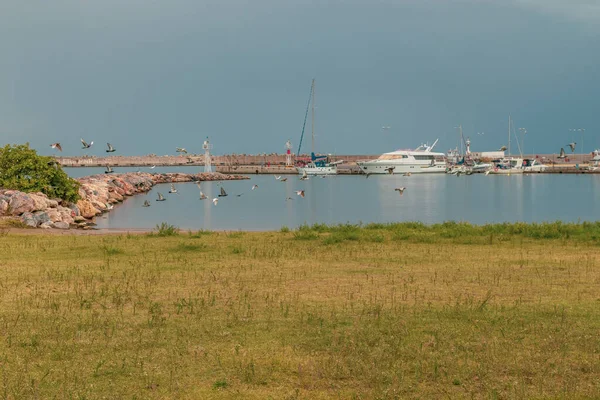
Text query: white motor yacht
356 139 446 175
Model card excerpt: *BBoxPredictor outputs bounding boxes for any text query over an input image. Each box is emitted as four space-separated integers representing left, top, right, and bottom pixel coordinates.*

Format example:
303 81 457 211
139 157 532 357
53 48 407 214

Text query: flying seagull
252 184 259 190
558 147 566 159
105 166 114 174
300 170 309 180
176 147 187 154
143 200 151 207
212 198 219 206
499 145 507 152
386 167 395 175
281 177 288 182
199 191 207 200
156 192 166 201
485 170 491 176
236 193 244 197
403 172 411 176
274 176 282 180
169 184 177 194
106 143 116 153
150 165 156 169
218 187 228 197
394 187 406 196
295 190 305 198
50 143 62 152
81 138 93 149
286 196 294 201
567 142 576 153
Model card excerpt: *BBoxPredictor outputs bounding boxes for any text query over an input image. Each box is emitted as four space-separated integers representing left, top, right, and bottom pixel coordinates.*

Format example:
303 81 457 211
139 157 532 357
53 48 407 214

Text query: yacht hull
356 162 446 174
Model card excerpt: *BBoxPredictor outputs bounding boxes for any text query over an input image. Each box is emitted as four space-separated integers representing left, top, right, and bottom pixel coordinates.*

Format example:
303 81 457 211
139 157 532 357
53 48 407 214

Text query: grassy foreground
0 222 599 399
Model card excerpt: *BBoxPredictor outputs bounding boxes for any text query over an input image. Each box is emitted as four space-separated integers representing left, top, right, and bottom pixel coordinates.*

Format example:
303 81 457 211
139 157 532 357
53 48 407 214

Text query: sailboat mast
508 115 511 157
311 79 315 155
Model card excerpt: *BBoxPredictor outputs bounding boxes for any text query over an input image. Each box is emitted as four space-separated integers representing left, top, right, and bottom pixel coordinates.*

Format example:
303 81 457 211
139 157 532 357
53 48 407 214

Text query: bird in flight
558 147 566 159
169 184 177 194
286 196 294 201
394 187 406 196
212 198 219 206
50 143 62 152
499 145 507 151
385 167 395 175
106 143 116 153
252 184 258 190
176 147 187 154
281 177 288 182
105 166 114 174
199 191 207 200
218 187 228 197
150 165 156 169
81 138 93 149
156 192 166 201
275 176 282 180
143 200 151 207
300 170 309 180
567 142 576 153
295 190 305 198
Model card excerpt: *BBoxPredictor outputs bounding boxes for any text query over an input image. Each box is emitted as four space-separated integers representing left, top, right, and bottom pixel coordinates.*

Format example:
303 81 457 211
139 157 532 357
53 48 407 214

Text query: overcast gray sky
1 0 598 156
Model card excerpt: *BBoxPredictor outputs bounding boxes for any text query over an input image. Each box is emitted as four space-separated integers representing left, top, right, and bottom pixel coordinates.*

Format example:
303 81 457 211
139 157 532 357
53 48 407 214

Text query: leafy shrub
155 222 179 236
0 143 80 202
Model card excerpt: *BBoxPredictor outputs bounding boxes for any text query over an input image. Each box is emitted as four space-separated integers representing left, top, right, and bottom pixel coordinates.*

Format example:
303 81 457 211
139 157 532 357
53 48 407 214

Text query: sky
1 0 599 157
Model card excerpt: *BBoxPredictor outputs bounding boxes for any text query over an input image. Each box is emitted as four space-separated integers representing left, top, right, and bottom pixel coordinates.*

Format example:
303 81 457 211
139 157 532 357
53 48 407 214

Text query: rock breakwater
0 172 247 229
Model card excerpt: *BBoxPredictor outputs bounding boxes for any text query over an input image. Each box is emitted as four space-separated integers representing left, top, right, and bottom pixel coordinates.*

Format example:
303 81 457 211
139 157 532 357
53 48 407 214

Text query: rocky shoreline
0 172 248 230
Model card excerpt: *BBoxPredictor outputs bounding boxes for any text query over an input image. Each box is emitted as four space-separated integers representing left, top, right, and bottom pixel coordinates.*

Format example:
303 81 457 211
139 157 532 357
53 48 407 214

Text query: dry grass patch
0 224 599 398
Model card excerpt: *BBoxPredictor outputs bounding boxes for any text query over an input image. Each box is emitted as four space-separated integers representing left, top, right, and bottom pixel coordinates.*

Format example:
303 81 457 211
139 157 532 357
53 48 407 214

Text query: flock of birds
143 176 308 208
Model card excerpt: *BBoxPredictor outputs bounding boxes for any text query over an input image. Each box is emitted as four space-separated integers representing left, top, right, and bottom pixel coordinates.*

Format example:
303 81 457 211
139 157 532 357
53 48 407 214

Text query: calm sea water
67 167 600 230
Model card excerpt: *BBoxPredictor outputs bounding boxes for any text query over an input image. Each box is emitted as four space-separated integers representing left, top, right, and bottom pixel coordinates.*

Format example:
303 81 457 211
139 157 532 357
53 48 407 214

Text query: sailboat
487 116 524 175
295 79 341 176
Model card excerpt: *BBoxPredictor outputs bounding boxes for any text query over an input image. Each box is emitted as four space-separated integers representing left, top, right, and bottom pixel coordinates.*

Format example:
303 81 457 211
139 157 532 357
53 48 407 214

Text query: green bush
0 143 80 202
155 222 179 236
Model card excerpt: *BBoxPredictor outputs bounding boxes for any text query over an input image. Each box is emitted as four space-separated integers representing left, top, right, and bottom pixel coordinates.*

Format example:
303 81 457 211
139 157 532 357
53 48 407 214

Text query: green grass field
0 222 599 399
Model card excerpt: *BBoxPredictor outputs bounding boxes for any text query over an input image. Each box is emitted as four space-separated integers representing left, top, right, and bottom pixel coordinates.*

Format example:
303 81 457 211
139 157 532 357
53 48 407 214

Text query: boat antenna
297 79 315 157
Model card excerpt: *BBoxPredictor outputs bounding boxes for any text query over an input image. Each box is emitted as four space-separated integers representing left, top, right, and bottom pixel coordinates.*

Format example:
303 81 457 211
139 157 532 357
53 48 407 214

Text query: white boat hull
356 162 447 174
487 168 524 175
296 166 338 175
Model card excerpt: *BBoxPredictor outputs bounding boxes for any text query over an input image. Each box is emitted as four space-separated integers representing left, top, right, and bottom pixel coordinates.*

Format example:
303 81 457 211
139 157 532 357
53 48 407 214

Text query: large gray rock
33 211 51 225
21 212 37 228
0 199 8 216
39 221 53 229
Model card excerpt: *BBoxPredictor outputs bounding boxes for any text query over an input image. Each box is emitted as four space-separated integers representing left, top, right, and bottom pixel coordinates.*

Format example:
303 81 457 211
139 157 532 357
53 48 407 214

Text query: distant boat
295 79 339 176
487 116 524 175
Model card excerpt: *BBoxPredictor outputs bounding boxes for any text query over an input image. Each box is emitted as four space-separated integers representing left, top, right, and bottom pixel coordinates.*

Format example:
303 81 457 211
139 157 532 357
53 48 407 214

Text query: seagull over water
143 200 151 207
274 176 282 180
212 198 219 206
499 145 507 152
50 143 62 152
150 165 156 169
169 184 177 194
394 187 406 196
252 184 258 190
558 147 566 159
81 138 93 149
199 191 207 200
106 143 116 153
156 192 166 201
281 177 288 182
176 147 187 154
105 166 114 174
295 190 305 198
385 167 395 174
